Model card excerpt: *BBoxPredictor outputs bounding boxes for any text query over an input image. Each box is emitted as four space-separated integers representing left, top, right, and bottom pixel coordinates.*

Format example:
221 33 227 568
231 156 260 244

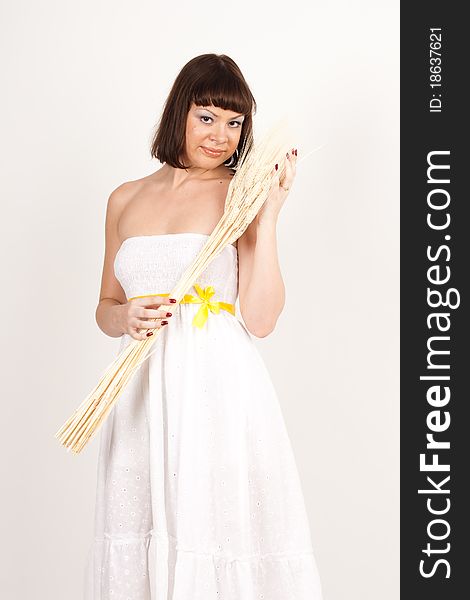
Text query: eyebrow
199 108 245 119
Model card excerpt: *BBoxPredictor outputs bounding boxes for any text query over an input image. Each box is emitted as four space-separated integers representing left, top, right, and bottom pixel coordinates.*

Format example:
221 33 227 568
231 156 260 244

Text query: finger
134 316 167 329
129 328 148 341
137 330 150 340
285 148 298 181
280 153 292 186
133 320 169 340
291 147 298 172
286 151 294 174
139 307 174 319
132 328 160 341
288 147 297 166
148 295 176 306
134 295 177 307
268 169 279 193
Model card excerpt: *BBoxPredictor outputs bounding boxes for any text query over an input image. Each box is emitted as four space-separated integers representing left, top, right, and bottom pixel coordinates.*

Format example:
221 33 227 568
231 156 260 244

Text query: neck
162 162 221 189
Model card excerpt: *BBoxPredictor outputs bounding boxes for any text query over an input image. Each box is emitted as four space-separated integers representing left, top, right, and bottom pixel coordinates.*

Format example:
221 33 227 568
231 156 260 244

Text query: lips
201 146 225 157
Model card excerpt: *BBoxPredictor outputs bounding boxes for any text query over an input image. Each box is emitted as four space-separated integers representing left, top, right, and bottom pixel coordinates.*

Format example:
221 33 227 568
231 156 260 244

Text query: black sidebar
401 3 469 599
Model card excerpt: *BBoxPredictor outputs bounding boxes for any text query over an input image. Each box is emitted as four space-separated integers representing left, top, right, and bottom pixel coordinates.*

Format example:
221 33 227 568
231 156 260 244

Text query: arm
95 183 134 337
237 215 285 338
237 149 297 338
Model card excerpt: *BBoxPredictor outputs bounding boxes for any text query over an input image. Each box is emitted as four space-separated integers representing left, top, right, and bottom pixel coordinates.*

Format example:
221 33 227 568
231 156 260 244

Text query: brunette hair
150 54 256 170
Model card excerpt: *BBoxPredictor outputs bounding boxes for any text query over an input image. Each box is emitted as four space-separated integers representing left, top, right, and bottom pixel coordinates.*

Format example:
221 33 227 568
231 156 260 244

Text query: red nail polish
295 149 297 156
166 312 172 317
146 331 153 337
161 320 168 325
169 298 177 303
275 164 278 170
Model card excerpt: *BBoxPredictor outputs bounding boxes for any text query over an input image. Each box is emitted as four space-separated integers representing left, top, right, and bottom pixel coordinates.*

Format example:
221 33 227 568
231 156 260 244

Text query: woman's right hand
118 295 176 340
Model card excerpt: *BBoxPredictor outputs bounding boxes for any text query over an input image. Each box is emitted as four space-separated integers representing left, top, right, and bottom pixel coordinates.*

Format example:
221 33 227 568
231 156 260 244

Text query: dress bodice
114 233 239 304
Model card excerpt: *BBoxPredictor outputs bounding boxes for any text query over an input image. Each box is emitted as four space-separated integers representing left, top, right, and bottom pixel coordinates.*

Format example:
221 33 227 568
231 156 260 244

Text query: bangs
191 70 254 117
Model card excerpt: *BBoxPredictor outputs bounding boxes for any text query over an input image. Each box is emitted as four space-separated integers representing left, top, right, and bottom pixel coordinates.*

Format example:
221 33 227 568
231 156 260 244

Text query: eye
200 115 243 128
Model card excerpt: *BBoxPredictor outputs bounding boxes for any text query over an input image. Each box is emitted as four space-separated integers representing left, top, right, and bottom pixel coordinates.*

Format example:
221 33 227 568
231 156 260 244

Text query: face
182 102 245 169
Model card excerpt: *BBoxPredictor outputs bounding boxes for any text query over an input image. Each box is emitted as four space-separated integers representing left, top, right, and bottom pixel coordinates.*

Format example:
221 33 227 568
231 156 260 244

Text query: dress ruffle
85 529 323 600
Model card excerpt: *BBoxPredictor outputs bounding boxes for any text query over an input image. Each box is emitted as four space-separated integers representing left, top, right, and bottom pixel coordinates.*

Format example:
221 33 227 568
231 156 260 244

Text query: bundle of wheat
54 118 295 454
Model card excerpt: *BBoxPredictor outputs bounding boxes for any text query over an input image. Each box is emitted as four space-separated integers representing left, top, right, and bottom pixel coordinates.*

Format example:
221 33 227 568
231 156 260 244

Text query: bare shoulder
107 175 153 209
107 181 135 213
106 170 165 219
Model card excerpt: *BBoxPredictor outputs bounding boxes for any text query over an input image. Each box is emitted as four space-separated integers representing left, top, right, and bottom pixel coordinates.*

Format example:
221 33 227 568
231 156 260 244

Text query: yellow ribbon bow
128 283 235 329
184 283 235 328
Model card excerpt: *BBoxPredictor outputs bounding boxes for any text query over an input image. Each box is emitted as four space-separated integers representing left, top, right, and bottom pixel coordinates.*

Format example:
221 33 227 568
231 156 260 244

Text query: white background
0 1 399 598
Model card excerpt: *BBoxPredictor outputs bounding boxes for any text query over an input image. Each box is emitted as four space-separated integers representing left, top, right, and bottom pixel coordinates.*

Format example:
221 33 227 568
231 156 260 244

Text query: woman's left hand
256 147 298 225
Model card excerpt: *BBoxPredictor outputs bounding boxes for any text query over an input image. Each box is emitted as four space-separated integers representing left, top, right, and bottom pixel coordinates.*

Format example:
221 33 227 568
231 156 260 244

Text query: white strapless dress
84 233 323 600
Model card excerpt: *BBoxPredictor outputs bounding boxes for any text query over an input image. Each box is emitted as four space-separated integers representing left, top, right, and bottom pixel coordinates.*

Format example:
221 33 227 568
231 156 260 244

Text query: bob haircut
150 54 256 170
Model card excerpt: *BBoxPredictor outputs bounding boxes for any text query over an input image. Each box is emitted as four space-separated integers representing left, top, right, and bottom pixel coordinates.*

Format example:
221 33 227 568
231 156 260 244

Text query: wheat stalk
55 117 296 454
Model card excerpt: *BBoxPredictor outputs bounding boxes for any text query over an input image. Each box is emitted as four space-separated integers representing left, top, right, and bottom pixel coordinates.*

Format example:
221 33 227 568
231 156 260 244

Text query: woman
85 53 323 599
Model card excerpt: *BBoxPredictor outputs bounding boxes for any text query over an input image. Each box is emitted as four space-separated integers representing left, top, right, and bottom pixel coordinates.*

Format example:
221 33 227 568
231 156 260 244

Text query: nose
209 123 229 144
